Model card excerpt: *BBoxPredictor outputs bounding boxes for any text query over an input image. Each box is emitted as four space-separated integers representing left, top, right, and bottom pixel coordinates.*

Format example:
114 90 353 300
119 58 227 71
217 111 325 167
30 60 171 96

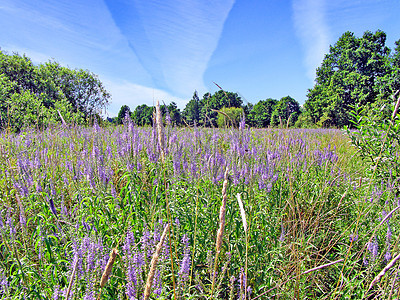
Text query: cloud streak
292 0 330 82
104 0 235 97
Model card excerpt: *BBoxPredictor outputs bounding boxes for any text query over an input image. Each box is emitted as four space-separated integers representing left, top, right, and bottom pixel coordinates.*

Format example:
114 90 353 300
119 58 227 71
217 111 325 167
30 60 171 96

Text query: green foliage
392 39 400 92
132 104 153 126
270 96 301 127
131 102 182 127
0 50 110 131
37 62 110 117
242 102 254 126
0 123 398 298
216 107 244 128
305 30 397 127
183 91 202 126
294 111 316 128
249 98 277 127
117 105 131 125
164 101 181 126
201 90 242 127
345 94 400 182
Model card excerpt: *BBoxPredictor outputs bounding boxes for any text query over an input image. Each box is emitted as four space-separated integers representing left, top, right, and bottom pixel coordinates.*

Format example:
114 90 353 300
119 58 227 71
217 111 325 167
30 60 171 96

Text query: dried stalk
211 167 229 297
236 193 247 233
65 256 79 300
143 223 170 300
391 89 400 119
100 248 118 288
252 259 344 299
368 252 400 292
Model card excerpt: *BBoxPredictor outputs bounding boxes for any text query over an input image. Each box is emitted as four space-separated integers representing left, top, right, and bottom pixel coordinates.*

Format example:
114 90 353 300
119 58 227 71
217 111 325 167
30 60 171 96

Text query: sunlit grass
0 121 398 299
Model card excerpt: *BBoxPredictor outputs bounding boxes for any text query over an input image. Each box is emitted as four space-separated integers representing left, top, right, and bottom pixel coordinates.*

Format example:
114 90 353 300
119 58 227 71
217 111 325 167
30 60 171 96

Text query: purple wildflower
387 224 392 242
141 228 152 260
385 250 392 262
47 196 58 217
279 225 285 242
153 269 162 297
247 286 253 298
61 201 68 219
83 289 95 300
6 208 15 238
178 234 191 283
239 116 246 130
0 272 8 294
19 211 26 229
349 233 358 243
52 285 60 300
363 257 368 267
367 236 378 260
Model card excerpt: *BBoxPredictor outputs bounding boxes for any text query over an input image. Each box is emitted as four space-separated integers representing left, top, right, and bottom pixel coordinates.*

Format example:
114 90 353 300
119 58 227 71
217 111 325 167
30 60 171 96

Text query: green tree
132 104 153 126
242 102 254 126
165 102 181 126
38 61 111 118
117 105 131 125
201 90 242 127
0 50 110 130
250 98 277 127
392 39 400 92
182 91 202 126
270 96 301 127
304 30 393 127
0 74 82 132
217 107 244 128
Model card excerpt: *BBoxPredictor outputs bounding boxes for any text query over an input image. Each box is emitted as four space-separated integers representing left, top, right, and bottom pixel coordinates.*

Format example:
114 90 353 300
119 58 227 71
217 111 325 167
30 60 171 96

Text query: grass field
0 117 398 299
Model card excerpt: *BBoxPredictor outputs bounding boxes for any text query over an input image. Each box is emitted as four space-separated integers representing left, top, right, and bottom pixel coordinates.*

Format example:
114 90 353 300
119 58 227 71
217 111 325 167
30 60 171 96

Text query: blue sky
1 0 399 116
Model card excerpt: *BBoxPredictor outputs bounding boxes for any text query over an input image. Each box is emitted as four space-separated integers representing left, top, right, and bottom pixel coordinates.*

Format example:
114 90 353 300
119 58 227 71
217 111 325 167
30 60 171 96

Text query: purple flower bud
367 236 378 260
385 251 392 261
178 235 191 283
47 196 58 217
363 257 368 266
387 224 392 242
349 233 358 243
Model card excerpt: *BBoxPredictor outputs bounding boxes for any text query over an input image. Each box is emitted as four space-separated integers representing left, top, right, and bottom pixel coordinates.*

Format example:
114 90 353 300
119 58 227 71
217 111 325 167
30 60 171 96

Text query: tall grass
0 116 398 299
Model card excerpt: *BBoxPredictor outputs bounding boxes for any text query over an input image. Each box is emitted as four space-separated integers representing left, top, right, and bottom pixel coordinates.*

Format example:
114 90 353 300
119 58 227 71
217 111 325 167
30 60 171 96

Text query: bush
217 107 244 128
345 90 400 184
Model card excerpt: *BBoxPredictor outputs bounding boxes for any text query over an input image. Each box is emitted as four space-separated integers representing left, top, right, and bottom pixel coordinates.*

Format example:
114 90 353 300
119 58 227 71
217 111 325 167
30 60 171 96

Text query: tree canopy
304 30 399 127
0 50 110 131
249 98 277 127
182 91 201 126
117 105 131 125
270 96 301 127
200 90 242 127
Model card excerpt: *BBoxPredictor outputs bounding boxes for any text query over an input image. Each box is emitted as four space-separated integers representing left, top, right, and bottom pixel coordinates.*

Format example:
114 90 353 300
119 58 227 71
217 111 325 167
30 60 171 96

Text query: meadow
0 112 399 299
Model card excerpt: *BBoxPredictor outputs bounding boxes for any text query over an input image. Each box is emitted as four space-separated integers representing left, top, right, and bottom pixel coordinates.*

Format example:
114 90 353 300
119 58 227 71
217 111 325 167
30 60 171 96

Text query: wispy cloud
292 0 330 82
104 0 235 97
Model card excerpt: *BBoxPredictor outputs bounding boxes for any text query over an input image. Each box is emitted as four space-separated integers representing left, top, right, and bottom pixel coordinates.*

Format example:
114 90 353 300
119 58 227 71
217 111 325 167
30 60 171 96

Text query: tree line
1 29 399 131
118 30 399 129
116 91 301 128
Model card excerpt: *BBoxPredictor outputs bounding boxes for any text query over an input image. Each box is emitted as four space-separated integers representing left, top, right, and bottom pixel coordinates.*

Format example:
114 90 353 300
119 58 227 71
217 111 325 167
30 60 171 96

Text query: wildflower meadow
0 100 399 299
